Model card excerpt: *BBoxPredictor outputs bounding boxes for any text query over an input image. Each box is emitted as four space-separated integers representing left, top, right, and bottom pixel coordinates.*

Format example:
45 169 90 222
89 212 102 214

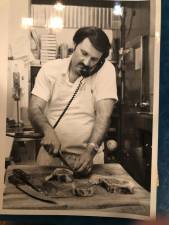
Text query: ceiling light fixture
113 3 123 16
49 17 64 29
54 2 65 11
21 17 33 29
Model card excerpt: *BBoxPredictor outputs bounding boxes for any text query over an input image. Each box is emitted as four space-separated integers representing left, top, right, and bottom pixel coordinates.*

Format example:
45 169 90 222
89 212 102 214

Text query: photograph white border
0 0 161 220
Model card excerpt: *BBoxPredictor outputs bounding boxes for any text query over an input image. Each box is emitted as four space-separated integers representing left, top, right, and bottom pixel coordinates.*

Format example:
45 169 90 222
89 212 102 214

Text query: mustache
79 63 96 78
78 63 91 77
79 63 90 70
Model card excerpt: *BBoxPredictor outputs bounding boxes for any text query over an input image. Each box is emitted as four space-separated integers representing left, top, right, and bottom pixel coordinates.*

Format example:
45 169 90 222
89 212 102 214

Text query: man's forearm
87 99 115 153
29 107 52 134
29 96 61 151
88 114 111 146
28 95 52 134
89 99 114 146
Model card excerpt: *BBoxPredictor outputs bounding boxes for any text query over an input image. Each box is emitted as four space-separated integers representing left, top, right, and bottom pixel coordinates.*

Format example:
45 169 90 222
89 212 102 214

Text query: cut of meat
100 178 134 194
89 174 135 194
45 168 74 183
72 182 95 197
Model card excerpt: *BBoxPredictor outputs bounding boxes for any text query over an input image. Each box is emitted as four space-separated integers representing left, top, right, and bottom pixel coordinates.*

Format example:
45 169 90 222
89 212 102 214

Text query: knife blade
12 169 42 192
8 171 57 204
58 149 75 173
16 184 57 204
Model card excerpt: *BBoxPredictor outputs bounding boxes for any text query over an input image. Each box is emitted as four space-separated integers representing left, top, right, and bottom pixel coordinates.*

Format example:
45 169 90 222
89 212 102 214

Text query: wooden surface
3 163 150 216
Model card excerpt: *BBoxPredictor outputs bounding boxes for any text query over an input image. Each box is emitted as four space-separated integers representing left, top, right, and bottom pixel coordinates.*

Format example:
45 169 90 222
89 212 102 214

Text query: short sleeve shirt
32 57 118 154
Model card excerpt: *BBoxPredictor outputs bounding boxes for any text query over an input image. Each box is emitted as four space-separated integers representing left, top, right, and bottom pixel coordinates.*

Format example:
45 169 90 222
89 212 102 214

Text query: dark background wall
157 0 169 214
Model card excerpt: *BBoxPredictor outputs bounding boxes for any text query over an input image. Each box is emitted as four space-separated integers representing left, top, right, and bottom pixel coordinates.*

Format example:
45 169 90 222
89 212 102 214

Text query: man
29 26 118 175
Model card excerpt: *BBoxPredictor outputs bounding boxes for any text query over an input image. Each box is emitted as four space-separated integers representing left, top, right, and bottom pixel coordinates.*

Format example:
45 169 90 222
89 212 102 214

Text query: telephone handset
80 56 105 77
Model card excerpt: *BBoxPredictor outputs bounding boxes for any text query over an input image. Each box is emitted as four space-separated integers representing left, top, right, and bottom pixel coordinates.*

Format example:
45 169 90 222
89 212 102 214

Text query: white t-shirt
32 57 118 154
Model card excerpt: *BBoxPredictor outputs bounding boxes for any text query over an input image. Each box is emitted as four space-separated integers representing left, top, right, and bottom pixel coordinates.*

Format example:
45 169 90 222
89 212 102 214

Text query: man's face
70 38 103 77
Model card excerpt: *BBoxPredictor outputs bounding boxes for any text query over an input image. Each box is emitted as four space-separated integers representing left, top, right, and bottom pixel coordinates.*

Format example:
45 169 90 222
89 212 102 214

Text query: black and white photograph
0 0 160 220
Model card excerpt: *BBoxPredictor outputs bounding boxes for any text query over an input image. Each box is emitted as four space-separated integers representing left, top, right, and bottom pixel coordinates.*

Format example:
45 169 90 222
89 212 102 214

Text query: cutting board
3 164 150 216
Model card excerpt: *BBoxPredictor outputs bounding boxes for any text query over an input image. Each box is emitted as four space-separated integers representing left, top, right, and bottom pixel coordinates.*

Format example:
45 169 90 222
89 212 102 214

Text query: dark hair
73 26 111 59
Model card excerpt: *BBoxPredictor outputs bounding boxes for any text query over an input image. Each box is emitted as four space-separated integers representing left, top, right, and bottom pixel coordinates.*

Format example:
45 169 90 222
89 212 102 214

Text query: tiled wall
31 4 121 29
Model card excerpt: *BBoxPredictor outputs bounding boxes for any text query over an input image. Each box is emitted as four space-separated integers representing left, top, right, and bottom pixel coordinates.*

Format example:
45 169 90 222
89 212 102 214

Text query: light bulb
49 17 64 29
21 18 33 29
54 2 65 11
113 3 123 16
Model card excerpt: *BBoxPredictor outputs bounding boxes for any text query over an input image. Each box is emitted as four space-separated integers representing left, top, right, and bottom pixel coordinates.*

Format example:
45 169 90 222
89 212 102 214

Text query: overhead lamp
49 17 64 29
21 17 33 29
113 3 123 16
54 2 65 11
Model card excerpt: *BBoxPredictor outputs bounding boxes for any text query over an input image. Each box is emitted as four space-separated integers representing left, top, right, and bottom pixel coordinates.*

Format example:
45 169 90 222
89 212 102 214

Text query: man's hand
41 127 61 156
74 147 96 175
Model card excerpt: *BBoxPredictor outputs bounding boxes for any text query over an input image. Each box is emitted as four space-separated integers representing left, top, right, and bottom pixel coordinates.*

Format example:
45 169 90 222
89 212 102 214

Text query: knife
12 169 42 192
16 185 57 204
58 149 75 173
8 170 57 204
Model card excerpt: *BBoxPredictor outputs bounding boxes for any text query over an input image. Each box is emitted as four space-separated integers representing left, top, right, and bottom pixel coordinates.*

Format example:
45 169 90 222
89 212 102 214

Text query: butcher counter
3 163 150 217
